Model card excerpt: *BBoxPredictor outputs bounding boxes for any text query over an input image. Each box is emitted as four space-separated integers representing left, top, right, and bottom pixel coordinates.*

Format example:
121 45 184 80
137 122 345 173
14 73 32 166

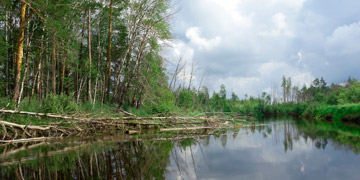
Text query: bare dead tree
187 59 196 91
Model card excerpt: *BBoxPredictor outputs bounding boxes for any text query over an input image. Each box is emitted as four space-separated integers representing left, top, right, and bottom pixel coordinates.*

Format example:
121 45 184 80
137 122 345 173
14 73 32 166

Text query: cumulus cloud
325 21 360 55
258 13 294 37
164 0 360 97
268 0 306 11
186 27 221 50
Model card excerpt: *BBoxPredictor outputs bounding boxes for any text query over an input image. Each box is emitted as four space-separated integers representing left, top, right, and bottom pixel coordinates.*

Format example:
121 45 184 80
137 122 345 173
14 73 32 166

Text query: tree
281 75 286 103
106 0 113 102
87 0 92 102
286 77 291 102
313 78 320 88
13 2 31 102
231 92 239 102
0 0 174 113
219 84 226 99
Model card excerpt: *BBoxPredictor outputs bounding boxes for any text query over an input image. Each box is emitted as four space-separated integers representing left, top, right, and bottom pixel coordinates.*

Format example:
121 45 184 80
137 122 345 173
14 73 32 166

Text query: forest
1 1 360 179
0 0 175 112
1 0 360 125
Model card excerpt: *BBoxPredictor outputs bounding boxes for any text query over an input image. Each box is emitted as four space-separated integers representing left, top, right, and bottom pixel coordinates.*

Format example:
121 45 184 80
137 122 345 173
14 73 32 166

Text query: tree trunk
93 23 101 105
60 55 67 94
106 0 113 102
188 60 195 91
75 11 86 100
87 5 92 102
17 38 30 106
36 34 44 100
52 36 56 94
18 19 36 105
13 2 27 102
5 11 9 96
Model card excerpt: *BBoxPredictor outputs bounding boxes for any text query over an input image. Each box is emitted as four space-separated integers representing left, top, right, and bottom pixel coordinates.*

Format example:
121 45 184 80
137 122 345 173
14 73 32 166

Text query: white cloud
268 0 307 11
259 13 294 37
297 51 303 63
292 73 314 87
211 76 261 97
164 0 360 97
186 27 221 50
326 21 360 55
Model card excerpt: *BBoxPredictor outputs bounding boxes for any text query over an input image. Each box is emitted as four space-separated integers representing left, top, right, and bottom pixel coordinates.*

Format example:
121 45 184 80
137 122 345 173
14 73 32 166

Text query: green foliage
141 53 175 114
40 94 79 114
177 90 194 109
311 104 360 121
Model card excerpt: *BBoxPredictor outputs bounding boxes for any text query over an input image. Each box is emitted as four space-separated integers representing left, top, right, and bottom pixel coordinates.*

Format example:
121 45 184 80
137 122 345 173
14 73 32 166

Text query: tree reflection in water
2 118 360 179
0 138 175 179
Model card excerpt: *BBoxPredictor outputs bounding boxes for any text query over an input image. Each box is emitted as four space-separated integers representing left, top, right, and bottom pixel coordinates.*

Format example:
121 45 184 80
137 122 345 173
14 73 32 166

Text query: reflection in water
1 118 360 180
0 140 173 180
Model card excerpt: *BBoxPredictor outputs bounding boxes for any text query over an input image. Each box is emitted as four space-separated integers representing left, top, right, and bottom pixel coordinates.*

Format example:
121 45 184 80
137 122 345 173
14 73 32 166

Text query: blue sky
163 0 360 97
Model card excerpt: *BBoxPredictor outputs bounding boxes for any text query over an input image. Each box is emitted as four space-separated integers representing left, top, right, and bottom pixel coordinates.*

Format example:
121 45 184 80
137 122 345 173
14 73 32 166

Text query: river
1 117 360 180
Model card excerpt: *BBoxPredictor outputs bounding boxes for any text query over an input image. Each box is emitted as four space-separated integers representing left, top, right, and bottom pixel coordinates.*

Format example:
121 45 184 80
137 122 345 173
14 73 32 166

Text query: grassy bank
0 95 121 126
304 104 360 126
297 118 360 154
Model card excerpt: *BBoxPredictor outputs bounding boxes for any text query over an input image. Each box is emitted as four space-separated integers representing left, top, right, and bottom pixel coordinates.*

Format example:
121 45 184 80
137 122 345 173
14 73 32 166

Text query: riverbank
0 96 251 143
2 118 360 179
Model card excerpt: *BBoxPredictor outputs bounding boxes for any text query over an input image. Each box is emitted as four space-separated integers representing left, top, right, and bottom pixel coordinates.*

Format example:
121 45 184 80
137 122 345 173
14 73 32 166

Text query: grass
0 95 122 126
311 104 360 121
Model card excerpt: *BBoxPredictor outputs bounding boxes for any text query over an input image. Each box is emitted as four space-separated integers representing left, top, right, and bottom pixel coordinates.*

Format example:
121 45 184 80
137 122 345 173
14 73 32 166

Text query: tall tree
52 35 56 94
87 0 92 102
286 77 292 102
13 2 31 102
106 0 113 102
281 75 286 103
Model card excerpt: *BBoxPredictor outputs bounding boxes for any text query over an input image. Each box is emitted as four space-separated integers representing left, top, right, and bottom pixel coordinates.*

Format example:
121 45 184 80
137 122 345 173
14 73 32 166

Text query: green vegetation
0 1 359 131
0 0 174 116
297 118 360 154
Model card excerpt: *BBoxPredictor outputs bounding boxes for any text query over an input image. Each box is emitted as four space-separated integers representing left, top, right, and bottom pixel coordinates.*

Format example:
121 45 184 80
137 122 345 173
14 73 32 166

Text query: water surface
1 117 360 180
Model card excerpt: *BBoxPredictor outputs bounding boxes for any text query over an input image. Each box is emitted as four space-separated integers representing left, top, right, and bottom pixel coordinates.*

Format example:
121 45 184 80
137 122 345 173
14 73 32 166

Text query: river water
1 117 360 180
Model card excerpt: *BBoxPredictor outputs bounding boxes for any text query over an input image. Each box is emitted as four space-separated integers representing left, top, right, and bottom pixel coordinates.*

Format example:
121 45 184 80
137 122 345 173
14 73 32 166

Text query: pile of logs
0 109 247 143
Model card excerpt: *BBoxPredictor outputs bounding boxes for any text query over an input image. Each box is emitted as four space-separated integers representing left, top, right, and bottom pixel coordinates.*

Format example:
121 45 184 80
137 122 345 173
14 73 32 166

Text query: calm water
1 118 360 180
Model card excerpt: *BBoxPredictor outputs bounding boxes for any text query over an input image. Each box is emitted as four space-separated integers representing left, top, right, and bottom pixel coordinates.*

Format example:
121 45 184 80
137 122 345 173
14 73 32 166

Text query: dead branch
0 137 56 144
118 109 137 117
160 127 215 132
0 120 51 131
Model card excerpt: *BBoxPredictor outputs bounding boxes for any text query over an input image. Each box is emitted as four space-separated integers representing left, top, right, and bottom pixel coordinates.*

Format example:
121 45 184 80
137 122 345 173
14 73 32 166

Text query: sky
162 0 360 98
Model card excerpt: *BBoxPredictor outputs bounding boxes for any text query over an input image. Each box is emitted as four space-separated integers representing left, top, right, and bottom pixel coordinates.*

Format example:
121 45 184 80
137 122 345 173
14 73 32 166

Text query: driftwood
0 109 211 122
0 120 51 131
125 130 138 135
118 109 136 117
0 119 83 142
160 127 215 132
0 137 56 144
0 109 91 122
0 109 247 143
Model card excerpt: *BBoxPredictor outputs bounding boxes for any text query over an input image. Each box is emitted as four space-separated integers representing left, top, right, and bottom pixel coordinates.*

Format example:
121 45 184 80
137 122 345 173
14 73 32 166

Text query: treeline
251 76 360 116
173 75 360 117
172 83 272 115
0 0 173 111
278 76 360 106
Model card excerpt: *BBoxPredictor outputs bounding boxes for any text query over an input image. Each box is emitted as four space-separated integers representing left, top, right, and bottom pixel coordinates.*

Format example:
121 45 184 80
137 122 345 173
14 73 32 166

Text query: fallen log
0 109 89 122
125 130 138 135
0 137 56 144
160 127 215 132
0 120 51 131
118 109 136 117
0 109 212 122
